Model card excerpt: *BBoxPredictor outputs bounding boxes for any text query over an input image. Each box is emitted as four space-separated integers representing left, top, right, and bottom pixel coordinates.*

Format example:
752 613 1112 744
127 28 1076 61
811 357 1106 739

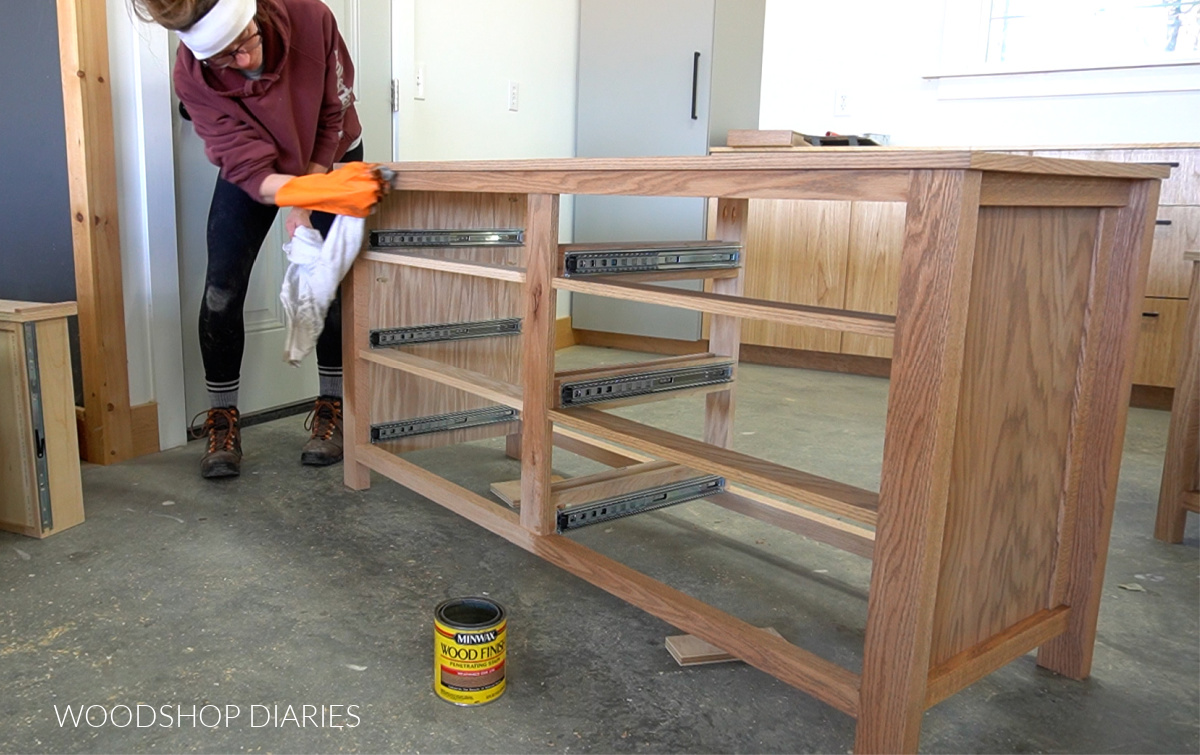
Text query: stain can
433 597 507 705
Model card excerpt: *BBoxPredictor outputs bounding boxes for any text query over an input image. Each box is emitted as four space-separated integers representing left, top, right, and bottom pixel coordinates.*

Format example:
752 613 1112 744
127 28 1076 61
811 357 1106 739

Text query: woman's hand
273 162 389 217
285 207 314 238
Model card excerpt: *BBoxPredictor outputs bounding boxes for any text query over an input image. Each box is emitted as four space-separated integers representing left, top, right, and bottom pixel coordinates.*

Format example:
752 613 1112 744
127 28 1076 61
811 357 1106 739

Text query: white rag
280 215 365 366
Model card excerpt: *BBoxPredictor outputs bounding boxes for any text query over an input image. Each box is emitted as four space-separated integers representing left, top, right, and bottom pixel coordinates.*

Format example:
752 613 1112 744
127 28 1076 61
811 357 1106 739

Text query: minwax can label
434 598 506 705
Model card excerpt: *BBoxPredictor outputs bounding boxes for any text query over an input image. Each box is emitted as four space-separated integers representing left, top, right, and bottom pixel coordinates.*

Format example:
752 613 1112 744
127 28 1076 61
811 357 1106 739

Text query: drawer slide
370 318 522 348
371 406 518 443
557 475 725 532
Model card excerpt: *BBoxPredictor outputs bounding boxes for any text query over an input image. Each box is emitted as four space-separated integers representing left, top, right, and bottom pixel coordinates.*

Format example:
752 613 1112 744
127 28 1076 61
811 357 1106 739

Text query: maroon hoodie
173 0 362 200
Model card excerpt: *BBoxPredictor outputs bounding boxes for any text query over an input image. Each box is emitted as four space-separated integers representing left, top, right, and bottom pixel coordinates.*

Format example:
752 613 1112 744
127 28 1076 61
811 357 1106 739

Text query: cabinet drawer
1147 205 1200 298
1030 148 1199 205
1132 297 1189 387
1124 149 1199 206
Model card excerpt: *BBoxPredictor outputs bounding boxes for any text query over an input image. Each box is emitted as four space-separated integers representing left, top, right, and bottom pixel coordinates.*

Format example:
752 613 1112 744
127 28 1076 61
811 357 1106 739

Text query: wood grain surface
550 406 879 525
841 202 907 357
364 191 526 452
931 207 1096 665
857 170 981 754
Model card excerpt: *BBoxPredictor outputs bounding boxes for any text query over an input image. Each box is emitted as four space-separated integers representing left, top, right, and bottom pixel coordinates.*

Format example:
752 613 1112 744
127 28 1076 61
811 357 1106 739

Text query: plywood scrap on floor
666 627 784 666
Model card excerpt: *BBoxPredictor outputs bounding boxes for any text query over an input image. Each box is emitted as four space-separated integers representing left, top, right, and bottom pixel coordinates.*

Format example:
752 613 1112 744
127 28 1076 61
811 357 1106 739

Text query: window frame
926 0 1200 97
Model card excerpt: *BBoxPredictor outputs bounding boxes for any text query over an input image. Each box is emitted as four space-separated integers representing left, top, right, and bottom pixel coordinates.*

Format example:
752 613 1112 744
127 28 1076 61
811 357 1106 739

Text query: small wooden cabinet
0 301 84 538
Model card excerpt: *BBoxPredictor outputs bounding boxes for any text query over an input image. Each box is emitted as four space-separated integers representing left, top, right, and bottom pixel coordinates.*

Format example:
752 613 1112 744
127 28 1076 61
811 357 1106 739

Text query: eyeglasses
202 26 262 68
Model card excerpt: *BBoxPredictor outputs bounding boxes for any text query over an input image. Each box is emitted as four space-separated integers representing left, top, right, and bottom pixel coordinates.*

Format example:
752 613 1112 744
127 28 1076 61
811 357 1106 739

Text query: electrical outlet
833 89 851 117
415 63 426 100
508 80 519 112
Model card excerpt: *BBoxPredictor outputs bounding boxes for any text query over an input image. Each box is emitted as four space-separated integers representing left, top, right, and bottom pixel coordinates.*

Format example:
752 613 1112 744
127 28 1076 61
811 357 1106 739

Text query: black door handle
691 52 700 120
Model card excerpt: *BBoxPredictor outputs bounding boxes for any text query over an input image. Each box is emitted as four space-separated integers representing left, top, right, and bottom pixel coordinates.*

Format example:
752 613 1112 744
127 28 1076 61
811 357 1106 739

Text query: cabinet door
1031 148 1199 205
841 202 906 357
1116 148 1199 206
1147 206 1200 299
1133 297 1189 387
740 199 851 352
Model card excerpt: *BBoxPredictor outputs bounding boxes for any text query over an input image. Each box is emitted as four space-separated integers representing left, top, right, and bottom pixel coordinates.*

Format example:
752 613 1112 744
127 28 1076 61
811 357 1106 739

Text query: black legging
198 142 363 386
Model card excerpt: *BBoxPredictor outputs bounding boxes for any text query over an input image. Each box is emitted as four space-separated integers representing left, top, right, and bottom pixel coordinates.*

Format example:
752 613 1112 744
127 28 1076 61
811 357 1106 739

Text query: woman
131 0 385 478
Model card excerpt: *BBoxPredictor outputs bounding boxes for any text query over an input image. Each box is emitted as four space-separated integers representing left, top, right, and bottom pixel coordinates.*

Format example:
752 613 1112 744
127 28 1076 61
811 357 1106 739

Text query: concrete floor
2 345 1197 754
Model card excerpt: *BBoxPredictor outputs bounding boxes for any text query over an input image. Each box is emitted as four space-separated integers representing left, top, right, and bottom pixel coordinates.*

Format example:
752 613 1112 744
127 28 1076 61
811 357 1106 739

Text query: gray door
572 0 715 341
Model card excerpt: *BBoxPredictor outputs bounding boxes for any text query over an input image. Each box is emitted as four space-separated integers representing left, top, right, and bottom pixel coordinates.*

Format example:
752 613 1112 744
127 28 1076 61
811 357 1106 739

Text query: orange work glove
274 162 388 217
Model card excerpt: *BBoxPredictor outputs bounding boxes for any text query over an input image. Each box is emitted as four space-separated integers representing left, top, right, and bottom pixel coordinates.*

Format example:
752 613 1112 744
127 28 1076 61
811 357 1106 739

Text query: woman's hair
130 0 221 31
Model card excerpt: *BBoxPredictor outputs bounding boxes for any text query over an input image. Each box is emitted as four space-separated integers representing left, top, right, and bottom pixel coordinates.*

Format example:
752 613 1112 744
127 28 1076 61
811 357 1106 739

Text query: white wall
759 0 1200 147
396 0 579 317
397 0 579 160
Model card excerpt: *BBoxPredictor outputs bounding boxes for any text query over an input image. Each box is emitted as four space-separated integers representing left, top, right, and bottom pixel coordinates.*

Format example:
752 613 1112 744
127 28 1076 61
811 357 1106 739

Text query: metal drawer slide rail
563 243 740 276
370 318 522 348
371 406 518 443
558 475 725 532
370 228 524 248
23 323 52 529
560 362 735 407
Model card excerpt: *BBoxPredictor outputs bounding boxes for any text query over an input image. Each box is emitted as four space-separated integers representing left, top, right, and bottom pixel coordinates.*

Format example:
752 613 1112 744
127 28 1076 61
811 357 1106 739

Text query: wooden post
856 170 981 754
56 0 136 464
1038 180 1161 678
704 198 748 448
1154 254 1200 542
519 194 560 535
342 261 372 490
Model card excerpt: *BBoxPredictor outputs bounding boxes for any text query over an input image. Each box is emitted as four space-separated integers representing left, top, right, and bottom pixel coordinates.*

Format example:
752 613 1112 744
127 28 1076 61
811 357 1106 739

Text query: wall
398 0 578 160
0 0 74 304
395 0 580 317
758 0 1200 147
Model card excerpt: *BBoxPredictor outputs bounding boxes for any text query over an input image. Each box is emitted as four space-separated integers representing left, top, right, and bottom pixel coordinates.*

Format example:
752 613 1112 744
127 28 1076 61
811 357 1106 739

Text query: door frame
100 0 390 450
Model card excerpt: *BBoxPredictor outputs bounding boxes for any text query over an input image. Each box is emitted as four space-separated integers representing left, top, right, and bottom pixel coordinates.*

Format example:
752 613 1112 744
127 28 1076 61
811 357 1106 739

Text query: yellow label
434 618 506 705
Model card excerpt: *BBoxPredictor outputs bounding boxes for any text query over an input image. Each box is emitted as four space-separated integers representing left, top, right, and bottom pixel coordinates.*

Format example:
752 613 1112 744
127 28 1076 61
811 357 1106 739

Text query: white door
176 0 393 419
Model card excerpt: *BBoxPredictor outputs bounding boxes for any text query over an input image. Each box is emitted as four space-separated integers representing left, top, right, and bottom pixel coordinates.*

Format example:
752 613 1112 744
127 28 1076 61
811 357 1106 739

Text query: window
929 0 1200 97
984 0 1200 69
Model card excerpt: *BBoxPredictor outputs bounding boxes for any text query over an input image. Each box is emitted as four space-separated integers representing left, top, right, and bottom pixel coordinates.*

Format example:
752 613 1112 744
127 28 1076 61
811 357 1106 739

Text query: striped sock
318 365 342 399
207 378 239 410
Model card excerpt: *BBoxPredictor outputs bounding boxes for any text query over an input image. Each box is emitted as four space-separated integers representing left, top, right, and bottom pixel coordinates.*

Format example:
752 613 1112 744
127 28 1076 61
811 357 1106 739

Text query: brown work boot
301 396 343 466
193 407 242 479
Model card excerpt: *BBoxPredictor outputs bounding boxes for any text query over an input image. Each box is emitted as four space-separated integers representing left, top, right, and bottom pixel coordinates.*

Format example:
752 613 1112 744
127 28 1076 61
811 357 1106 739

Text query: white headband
177 0 257 60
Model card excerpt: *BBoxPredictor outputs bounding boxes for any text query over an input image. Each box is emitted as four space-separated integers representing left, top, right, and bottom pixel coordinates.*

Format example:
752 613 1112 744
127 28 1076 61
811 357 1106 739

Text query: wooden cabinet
0 301 84 538
732 145 1198 387
1028 146 1199 388
344 151 1166 753
1133 297 1189 387
733 199 906 358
